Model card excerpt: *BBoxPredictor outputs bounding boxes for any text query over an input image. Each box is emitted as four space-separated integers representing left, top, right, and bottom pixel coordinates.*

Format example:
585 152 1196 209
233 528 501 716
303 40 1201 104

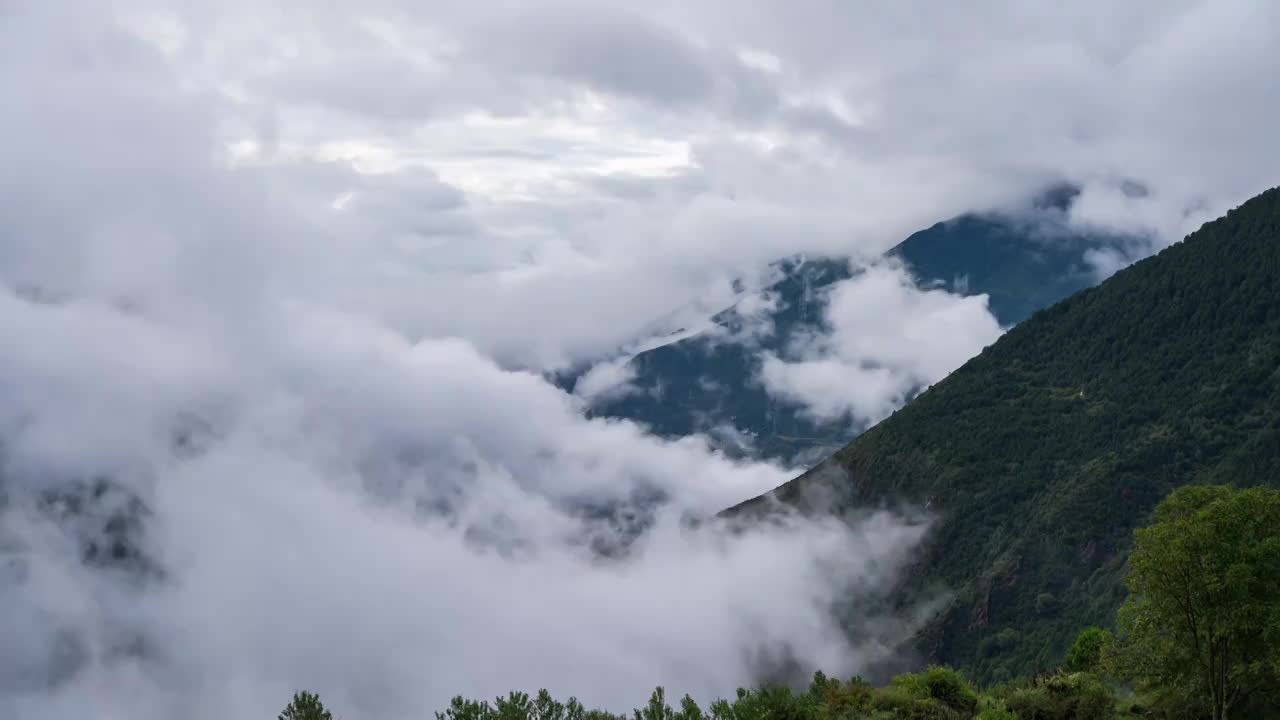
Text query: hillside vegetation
731 187 1280 682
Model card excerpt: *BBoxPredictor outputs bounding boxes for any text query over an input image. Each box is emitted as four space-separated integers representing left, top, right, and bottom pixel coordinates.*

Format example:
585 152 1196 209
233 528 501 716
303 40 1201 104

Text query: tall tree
278 690 335 720
1117 484 1280 720
1065 626 1112 672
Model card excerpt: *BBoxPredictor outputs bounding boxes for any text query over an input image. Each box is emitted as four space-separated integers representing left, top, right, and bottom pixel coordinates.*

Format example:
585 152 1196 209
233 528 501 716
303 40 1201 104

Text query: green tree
1065 626 1112 672
279 691 334 720
1116 484 1280 720
634 687 673 720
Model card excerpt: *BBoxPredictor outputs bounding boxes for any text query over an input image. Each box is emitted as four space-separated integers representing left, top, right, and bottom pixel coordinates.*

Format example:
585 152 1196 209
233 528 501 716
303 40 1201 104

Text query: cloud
475 6 718 109
0 5 933 719
1 1 1278 717
5 482 927 718
43 0 1271 376
572 356 639 404
760 262 1004 425
0 293 931 718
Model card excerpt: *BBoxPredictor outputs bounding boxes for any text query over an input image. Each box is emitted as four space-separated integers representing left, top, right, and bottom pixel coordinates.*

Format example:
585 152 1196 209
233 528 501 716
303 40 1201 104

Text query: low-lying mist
0 8 935 716
0 306 933 718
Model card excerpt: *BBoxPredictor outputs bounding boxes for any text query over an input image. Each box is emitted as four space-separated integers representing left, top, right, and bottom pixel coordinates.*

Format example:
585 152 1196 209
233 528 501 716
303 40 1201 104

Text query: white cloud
0 295 930 717
14 6 1130 364
0 4 935 718
760 263 1004 425
573 356 639 404
1 1 1278 717
33 0 1267 374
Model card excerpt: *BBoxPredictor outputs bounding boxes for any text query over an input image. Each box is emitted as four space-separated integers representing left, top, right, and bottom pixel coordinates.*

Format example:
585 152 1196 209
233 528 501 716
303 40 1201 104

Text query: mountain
567 187 1131 465
730 186 1280 682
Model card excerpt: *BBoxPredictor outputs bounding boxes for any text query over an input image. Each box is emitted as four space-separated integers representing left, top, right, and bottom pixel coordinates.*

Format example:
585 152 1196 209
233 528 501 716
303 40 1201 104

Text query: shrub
1064 627 1112 672
870 685 965 720
924 666 979 715
889 666 979 716
707 685 821 720
974 700 1017 720
807 671 872 717
1000 671 1116 720
1001 685 1055 720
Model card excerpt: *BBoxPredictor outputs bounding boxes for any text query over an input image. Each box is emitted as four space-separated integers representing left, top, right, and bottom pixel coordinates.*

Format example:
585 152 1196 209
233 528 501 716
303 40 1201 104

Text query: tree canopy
1116 484 1280 719
280 691 335 720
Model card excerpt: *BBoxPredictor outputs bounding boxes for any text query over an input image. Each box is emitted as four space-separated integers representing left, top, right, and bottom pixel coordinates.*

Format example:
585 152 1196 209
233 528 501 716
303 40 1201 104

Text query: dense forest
282 484 1280 719
729 187 1280 681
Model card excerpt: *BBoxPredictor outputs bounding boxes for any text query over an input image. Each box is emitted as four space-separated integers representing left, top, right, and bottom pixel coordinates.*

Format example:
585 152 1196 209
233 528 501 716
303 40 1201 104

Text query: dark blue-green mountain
563 187 1135 464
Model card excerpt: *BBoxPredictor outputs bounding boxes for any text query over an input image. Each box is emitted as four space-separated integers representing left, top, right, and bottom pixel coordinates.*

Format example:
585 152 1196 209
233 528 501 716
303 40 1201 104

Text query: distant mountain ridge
731 186 1280 682
563 186 1133 464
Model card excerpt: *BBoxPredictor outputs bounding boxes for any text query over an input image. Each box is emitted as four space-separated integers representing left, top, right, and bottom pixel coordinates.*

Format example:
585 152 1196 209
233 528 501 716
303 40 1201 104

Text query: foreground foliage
285 667 1136 720
1114 485 1280 719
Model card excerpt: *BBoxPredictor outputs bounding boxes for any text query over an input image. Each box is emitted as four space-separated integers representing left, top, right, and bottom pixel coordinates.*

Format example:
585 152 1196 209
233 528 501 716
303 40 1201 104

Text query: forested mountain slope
730 187 1280 682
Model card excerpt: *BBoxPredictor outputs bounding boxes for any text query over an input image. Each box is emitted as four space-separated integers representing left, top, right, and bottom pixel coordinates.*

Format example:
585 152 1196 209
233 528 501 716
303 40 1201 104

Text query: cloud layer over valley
1 1 1278 718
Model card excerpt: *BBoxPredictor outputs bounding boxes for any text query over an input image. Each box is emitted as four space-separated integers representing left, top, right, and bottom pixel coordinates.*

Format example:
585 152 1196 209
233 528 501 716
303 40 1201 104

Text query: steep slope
732 187 1280 682
575 192 1126 465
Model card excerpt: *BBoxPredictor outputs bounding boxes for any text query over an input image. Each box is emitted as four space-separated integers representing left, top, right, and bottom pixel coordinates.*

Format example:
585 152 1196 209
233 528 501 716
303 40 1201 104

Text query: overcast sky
1 1 1278 718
